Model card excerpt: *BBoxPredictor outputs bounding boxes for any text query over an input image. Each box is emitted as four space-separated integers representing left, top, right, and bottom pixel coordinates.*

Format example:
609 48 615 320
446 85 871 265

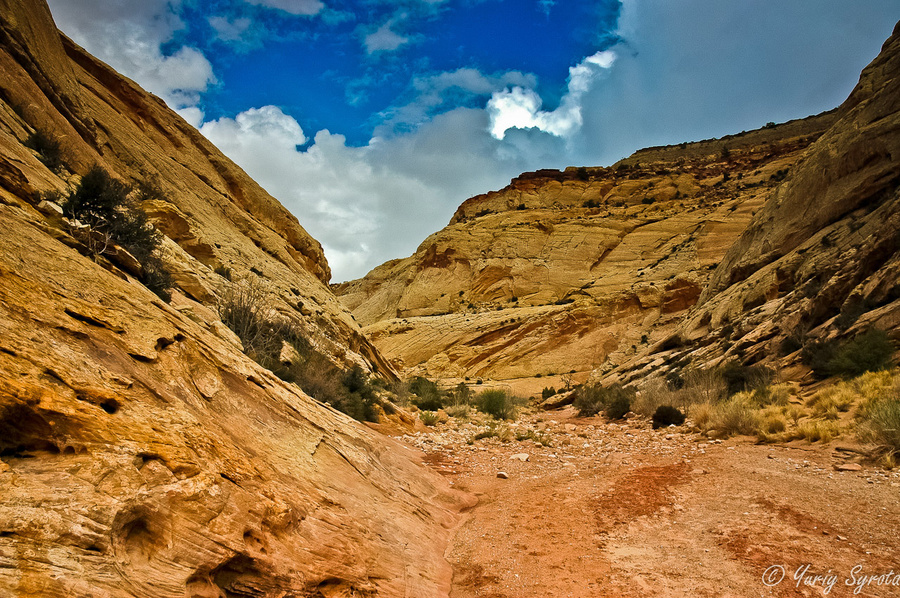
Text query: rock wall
0 1 468 596
337 114 835 390
597 21 900 388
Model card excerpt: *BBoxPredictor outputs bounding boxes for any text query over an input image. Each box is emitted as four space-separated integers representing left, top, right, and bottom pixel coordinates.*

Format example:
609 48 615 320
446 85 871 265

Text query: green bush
25 130 64 172
408 376 443 411
477 389 516 420
719 361 774 396
420 411 439 426
218 277 378 422
574 384 634 419
803 329 895 379
541 386 557 400
652 405 685 429
61 166 172 300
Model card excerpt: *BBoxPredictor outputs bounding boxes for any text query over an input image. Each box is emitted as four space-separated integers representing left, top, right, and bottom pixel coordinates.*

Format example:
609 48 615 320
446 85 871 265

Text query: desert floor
398 407 900 598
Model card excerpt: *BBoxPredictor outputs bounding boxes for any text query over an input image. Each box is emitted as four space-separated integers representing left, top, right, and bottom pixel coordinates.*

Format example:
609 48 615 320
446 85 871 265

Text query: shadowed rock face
336 113 836 390
0 1 469 596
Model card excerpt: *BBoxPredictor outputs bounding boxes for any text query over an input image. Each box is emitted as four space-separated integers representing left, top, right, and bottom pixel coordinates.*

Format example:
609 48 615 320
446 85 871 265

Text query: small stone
510 453 530 462
834 463 862 472
497 472 509 479
837 535 847 541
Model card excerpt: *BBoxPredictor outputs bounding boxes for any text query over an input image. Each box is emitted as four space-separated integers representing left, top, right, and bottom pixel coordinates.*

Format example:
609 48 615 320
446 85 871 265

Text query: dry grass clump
445 404 471 419
709 395 762 436
854 371 900 467
797 420 841 443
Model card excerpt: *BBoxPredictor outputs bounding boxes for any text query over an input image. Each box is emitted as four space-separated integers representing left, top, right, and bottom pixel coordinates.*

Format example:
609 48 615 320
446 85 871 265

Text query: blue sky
47 0 900 281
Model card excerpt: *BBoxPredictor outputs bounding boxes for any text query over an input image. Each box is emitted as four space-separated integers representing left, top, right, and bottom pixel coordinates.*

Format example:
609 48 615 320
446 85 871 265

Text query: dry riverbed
397 407 900 598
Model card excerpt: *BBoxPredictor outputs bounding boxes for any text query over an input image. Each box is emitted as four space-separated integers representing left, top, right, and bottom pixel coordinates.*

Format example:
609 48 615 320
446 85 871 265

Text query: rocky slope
0 1 469 596
598 21 900 388
336 112 836 392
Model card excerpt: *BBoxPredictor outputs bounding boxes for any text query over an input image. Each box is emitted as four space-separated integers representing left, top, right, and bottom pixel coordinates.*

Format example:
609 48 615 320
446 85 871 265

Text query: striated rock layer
597 21 900 387
0 1 469 596
337 112 836 390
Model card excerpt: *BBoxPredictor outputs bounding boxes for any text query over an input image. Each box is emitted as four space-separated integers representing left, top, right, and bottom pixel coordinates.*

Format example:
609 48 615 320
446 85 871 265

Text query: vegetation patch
574 384 634 419
802 328 895 379
60 166 172 301
218 276 378 422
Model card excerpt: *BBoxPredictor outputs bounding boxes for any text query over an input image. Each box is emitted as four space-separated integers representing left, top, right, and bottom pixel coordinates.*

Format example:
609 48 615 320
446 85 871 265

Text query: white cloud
379 68 536 133
363 19 410 53
47 0 215 108
200 105 533 281
244 0 324 16
487 50 616 140
209 16 253 42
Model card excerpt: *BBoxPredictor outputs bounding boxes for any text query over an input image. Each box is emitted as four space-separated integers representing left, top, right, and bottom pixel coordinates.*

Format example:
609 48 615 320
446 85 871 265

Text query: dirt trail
400 408 900 598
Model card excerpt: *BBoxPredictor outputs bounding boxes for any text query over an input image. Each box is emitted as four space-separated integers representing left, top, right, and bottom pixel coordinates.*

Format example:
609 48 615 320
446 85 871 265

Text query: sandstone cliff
336 113 836 391
0 1 468 596
600 21 900 387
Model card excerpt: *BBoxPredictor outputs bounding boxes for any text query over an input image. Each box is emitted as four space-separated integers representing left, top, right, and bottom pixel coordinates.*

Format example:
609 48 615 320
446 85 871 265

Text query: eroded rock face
336 114 835 388
0 1 467 596
0 0 395 376
597 22 900 388
0 205 468 597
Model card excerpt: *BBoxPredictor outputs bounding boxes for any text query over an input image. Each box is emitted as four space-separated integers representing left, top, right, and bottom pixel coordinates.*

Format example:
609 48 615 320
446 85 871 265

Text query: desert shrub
218 276 283 359
408 376 443 411
719 361 774 396
759 409 787 435
711 396 761 436
218 278 378 422
574 384 634 419
803 329 895 379
748 384 791 407
652 405 685 429
25 130 64 172
689 402 714 429
420 411 439 426
61 166 172 300
798 420 841 443
449 382 473 406
445 404 470 419
857 399 900 461
541 386 557 400
477 389 517 420
827 329 894 377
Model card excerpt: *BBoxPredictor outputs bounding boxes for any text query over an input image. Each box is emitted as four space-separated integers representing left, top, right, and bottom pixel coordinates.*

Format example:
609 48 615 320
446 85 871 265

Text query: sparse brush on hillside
24 130 64 172
218 276 379 422
60 166 173 301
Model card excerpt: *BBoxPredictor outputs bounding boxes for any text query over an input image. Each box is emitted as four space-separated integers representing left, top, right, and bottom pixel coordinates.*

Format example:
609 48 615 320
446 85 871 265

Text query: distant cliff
336 111 836 390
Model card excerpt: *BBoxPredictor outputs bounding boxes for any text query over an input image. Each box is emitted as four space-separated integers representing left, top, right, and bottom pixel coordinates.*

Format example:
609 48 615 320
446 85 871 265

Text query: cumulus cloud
243 0 324 16
200 105 532 280
379 68 536 133
47 0 215 108
209 15 254 42
487 50 616 140
363 19 410 54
